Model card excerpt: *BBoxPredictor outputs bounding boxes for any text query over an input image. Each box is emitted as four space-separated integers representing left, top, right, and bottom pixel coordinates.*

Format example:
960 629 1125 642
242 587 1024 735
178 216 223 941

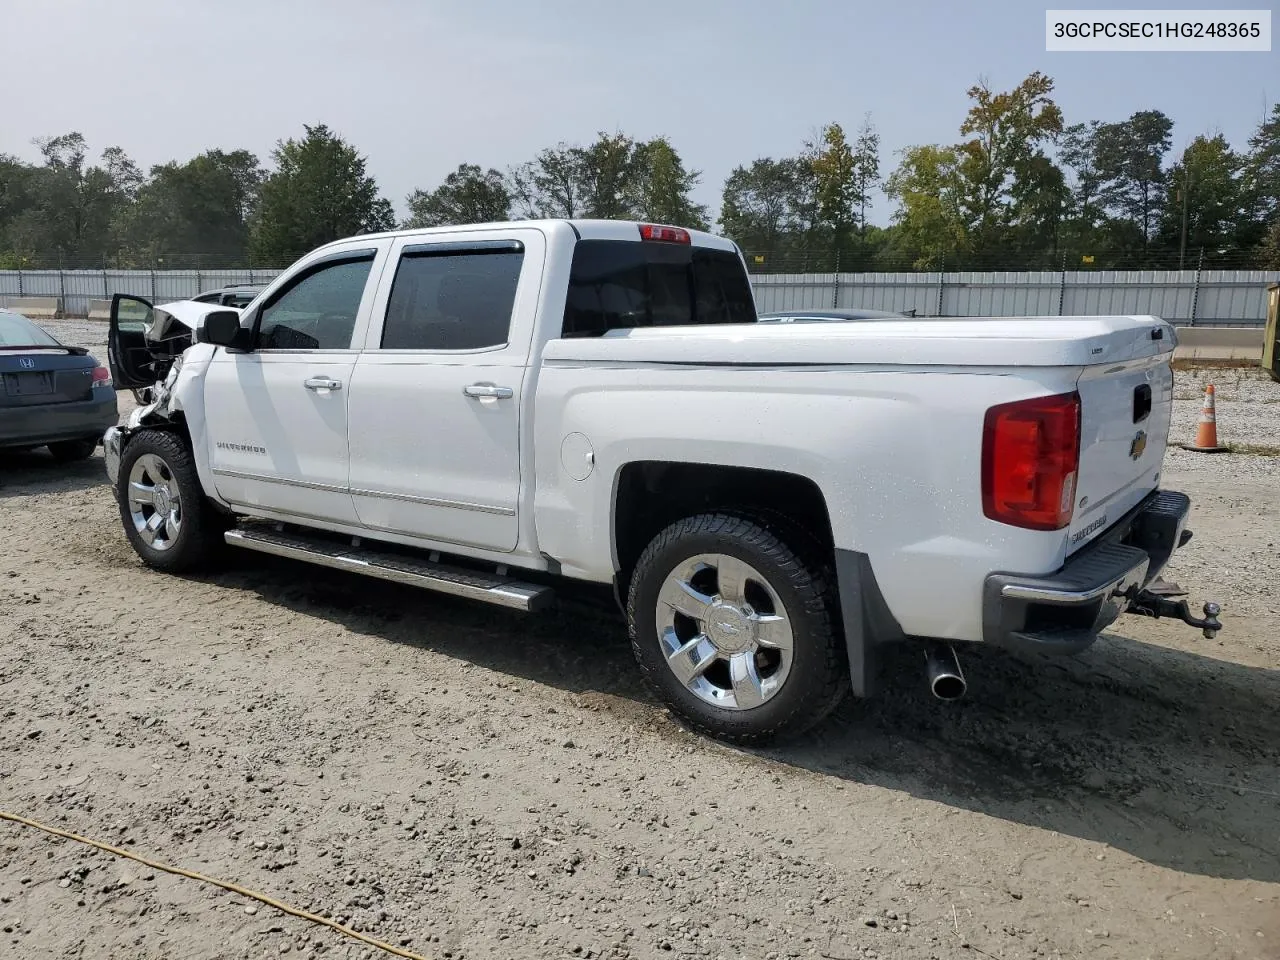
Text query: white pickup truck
103 219 1221 743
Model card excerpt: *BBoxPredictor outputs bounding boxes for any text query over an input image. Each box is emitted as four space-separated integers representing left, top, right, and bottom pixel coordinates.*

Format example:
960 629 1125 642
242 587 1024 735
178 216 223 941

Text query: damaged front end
104 352 186 485
104 298 235 484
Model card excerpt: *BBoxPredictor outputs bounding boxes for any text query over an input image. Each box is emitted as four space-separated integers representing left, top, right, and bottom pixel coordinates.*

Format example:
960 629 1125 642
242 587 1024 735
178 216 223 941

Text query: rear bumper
983 490 1190 655
0 393 118 448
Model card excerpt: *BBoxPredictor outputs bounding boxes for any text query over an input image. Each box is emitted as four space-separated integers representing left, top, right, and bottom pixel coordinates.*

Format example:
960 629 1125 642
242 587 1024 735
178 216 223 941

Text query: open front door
108 294 158 390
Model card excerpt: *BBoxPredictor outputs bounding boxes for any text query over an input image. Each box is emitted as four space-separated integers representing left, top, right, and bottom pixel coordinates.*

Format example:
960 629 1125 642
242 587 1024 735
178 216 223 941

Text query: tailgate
1066 323 1174 554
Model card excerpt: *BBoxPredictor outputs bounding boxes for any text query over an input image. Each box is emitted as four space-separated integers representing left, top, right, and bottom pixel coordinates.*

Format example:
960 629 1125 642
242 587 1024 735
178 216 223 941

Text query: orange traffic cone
1181 384 1230 453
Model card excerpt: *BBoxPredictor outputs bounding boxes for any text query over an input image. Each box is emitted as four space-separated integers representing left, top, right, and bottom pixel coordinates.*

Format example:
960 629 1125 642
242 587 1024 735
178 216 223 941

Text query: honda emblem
18 357 35 369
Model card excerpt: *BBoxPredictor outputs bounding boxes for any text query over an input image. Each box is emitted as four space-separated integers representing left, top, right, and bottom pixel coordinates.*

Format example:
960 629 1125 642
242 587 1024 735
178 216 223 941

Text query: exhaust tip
931 674 966 701
925 643 967 701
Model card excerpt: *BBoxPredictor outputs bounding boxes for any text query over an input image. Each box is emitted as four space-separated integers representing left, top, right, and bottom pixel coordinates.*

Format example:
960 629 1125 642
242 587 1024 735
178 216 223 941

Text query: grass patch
1226 443 1280 457
1170 358 1261 372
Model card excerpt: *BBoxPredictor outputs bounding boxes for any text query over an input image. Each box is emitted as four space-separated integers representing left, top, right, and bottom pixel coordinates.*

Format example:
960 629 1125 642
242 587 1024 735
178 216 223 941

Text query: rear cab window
562 240 756 338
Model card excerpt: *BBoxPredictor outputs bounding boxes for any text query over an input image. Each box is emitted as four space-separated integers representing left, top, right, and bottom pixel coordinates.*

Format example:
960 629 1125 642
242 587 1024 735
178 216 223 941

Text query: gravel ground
0 322 1276 960
1171 367 1280 453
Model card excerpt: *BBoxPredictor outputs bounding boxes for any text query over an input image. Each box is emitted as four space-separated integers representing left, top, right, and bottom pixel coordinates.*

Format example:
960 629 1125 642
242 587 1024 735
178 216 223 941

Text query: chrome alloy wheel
126 453 183 551
655 554 794 710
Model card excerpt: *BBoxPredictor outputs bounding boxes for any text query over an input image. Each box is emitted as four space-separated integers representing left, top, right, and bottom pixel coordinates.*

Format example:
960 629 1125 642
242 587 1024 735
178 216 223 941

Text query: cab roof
315 219 738 254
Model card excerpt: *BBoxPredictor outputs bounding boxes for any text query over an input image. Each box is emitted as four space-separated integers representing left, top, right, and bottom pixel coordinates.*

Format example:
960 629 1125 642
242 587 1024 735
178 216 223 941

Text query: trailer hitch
1126 588 1222 639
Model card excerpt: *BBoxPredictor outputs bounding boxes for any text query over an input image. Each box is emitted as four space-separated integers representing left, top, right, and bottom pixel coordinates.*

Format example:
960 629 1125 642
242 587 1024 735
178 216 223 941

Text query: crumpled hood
147 300 242 343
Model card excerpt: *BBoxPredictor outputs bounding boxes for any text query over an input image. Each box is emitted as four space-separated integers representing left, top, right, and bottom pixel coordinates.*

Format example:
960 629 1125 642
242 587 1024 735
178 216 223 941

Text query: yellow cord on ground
0 809 432 960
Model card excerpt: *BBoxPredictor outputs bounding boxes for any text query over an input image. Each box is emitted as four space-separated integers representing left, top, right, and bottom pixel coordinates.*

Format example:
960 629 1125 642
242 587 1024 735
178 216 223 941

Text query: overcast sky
2 0 1275 224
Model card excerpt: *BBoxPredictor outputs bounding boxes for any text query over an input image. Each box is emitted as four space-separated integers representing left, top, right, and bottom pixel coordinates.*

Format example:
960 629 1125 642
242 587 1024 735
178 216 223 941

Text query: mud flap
833 550 906 697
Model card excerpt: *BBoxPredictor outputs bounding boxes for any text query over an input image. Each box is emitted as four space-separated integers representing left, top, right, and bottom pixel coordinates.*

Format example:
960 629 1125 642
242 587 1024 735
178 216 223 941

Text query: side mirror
200 310 247 349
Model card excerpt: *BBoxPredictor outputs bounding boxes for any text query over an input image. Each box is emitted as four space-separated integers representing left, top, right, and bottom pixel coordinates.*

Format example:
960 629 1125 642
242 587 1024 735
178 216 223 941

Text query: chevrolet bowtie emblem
1129 430 1147 460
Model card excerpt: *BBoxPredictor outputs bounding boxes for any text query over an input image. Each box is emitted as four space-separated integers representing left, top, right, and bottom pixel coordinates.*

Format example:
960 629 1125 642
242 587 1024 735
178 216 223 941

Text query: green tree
851 115 881 234
209 149 263 226
1238 104 1280 252
1095 110 1174 249
807 123 860 258
955 72 1064 255
1158 134 1242 262
405 163 510 227
114 149 263 265
632 136 708 229
1059 122 1105 224
1 134 139 264
1056 120 1111 259
508 144 584 219
102 146 144 200
718 157 805 261
789 149 823 257
577 132 643 219
1258 217 1280 269
884 144 967 268
1008 154 1069 260
509 133 706 227
249 124 394 264
0 154 40 260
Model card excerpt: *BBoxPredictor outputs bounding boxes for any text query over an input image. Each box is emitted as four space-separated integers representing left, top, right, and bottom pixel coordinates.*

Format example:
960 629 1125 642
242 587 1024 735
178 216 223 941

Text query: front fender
103 425 124 485
103 400 163 484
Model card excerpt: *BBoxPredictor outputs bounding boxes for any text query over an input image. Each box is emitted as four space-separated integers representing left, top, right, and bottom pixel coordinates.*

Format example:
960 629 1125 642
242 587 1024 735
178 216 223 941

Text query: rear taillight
91 366 112 388
638 223 691 244
982 391 1081 531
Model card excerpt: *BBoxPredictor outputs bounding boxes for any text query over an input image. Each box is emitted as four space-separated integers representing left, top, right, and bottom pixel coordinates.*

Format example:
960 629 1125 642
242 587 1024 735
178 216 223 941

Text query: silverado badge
1129 430 1147 461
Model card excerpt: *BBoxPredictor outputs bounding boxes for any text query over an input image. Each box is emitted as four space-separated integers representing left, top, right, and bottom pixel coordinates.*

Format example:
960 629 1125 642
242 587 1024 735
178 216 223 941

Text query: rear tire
116 430 224 573
627 513 848 744
48 438 99 462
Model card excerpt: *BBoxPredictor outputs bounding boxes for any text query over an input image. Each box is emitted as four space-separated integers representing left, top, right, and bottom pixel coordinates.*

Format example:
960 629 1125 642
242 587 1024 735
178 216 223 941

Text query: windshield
0 311 61 347
562 240 756 337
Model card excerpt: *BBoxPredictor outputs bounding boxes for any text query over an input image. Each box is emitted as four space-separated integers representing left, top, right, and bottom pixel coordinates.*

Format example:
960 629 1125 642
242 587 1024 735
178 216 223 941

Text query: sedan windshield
0 311 61 347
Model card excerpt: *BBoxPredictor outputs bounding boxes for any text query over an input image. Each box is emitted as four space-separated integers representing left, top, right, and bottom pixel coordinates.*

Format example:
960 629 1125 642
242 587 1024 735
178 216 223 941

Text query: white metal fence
750 270 1280 326
0 269 283 318
0 267 1276 326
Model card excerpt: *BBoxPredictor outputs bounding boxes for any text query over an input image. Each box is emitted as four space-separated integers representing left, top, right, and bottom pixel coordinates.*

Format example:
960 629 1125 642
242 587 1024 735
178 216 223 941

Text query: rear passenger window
381 246 524 351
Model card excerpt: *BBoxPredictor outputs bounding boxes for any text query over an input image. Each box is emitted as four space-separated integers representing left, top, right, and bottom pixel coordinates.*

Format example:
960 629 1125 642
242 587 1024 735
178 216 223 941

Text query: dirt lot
1 332 1277 960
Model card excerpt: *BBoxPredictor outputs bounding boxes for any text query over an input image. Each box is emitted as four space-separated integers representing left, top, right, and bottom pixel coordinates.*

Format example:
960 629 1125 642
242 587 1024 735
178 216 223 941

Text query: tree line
1 74 1278 272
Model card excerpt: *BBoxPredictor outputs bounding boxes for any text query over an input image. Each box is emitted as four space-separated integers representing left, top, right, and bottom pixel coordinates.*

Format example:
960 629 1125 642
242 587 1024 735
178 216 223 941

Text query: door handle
304 376 343 391
463 383 514 400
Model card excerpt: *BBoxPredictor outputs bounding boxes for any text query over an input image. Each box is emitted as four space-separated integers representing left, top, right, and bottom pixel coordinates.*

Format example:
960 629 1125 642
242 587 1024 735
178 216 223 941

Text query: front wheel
116 430 224 573
627 513 848 744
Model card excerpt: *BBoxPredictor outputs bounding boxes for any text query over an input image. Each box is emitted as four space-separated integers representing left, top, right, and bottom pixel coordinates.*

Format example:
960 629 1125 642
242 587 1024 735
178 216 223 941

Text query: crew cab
101 219 1221 743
